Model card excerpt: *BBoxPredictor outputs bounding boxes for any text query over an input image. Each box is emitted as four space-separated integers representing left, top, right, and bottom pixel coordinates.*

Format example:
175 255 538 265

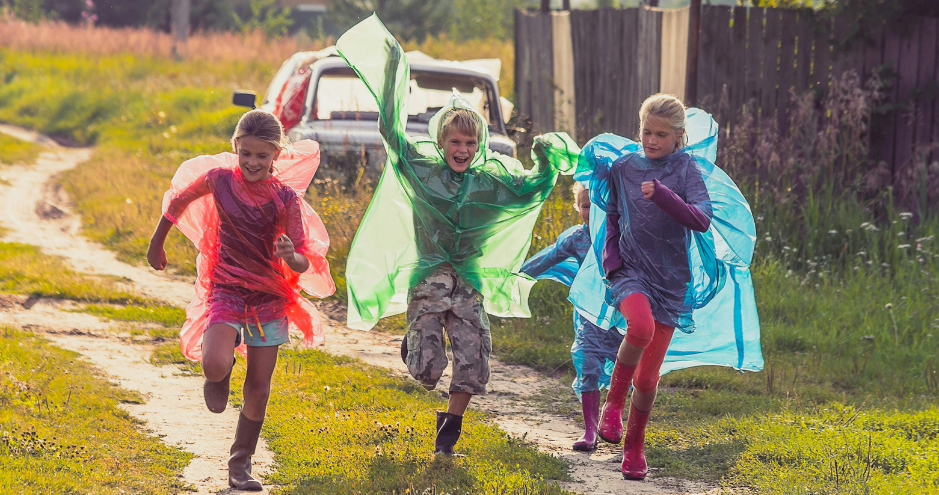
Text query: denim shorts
225 318 290 347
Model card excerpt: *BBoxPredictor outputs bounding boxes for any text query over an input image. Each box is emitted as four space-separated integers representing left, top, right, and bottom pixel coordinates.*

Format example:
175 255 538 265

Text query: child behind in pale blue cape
520 181 624 453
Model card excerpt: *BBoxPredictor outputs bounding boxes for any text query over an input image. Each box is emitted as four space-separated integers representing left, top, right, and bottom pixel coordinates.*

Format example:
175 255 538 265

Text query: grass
233 348 572 494
0 241 148 304
76 303 186 327
0 130 42 166
0 326 191 493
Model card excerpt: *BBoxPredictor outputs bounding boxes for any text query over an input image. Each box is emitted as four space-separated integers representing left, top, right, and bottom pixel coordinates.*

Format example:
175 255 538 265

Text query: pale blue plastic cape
534 110 763 375
520 224 622 397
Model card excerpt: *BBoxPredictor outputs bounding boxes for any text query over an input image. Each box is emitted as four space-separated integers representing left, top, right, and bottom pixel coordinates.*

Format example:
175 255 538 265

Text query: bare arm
147 216 174 270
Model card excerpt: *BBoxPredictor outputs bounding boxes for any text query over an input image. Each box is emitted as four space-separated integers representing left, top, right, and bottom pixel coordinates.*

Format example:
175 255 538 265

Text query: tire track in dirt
0 125 721 495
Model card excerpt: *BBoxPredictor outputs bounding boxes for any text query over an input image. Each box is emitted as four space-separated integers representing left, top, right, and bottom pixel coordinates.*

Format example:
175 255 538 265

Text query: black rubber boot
229 412 264 491
434 411 464 457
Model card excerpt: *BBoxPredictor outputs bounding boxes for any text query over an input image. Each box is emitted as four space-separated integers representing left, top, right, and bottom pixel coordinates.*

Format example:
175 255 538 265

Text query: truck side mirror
232 91 257 109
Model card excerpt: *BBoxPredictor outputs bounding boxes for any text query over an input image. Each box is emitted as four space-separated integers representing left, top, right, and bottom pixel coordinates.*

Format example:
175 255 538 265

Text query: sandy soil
0 125 722 495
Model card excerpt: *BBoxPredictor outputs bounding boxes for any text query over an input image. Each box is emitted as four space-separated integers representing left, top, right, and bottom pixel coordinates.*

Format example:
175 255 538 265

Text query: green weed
0 241 147 304
0 131 42 166
0 326 191 493
76 304 186 327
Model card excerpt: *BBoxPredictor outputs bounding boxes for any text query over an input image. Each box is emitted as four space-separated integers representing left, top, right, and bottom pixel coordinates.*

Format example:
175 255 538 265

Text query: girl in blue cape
537 94 762 480
520 181 624 452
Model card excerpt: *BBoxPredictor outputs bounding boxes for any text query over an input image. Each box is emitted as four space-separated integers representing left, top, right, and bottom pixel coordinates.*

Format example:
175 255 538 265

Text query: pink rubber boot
621 404 651 480
597 361 637 444
572 391 601 451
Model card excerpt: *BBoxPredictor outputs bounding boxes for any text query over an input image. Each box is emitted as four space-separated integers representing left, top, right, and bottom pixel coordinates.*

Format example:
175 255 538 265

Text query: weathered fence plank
894 25 922 174
794 10 814 99
730 7 748 130
811 13 831 94
745 8 764 118
918 18 939 164
881 28 903 173
777 9 798 132
762 9 781 125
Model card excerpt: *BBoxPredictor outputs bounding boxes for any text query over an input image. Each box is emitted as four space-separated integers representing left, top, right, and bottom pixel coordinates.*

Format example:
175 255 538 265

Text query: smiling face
641 116 683 160
235 135 280 182
443 130 479 173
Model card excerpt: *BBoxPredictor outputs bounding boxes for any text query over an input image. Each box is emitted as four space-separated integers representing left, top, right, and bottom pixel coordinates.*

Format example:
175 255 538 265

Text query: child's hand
148 244 167 270
641 181 655 199
274 234 296 259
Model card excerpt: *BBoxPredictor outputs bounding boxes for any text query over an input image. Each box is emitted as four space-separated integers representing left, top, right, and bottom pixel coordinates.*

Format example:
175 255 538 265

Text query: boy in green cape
337 15 572 456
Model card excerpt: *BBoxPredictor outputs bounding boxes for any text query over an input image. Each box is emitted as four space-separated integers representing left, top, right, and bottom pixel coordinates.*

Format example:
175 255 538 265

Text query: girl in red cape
147 109 334 491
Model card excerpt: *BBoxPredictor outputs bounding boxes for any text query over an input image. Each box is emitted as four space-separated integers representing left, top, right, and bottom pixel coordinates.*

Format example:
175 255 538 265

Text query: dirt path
0 125 719 495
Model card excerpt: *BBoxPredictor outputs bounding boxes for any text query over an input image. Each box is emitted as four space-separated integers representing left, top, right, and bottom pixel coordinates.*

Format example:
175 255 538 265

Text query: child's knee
632 369 660 393
619 294 655 348
202 355 233 382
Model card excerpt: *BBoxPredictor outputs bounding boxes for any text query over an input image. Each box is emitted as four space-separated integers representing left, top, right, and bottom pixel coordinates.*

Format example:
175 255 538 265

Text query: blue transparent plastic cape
520 224 622 397
535 110 763 375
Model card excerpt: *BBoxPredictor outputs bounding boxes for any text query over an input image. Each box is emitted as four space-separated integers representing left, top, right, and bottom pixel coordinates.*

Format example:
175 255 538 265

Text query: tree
449 0 535 40
232 0 292 38
171 0 190 46
326 0 452 42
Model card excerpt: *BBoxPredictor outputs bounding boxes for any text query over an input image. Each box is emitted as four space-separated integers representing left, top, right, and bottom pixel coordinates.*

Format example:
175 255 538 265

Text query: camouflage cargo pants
405 265 492 395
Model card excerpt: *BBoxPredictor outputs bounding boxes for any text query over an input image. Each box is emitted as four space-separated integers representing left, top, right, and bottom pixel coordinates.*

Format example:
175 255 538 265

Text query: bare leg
447 391 472 415
202 324 238 381
202 323 238 382
242 345 279 421
616 340 644 367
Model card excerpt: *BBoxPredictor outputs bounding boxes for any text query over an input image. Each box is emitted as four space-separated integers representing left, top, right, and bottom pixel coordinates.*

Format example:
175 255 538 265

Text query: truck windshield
314 69 494 125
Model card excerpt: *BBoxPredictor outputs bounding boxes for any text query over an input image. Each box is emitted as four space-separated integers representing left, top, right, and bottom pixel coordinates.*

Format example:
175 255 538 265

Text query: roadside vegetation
0 326 191 493
0 131 42 168
0 18 937 495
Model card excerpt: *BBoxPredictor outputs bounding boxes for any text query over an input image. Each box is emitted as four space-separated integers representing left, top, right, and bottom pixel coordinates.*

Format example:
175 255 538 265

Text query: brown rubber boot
229 412 264 491
204 357 234 414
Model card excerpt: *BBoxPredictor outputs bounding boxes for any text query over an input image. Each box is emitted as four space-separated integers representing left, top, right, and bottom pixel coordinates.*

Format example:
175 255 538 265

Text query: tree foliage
325 0 452 42
231 0 292 38
449 0 535 41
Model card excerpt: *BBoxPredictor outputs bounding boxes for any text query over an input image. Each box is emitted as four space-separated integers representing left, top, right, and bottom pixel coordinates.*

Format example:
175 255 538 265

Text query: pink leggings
619 293 675 393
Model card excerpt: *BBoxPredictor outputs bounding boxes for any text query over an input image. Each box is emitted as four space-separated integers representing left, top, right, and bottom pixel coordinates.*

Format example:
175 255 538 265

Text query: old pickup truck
233 47 516 173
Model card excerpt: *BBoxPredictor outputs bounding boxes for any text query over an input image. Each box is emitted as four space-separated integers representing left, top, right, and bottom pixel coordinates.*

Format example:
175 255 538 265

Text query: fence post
542 0 550 12
685 0 701 106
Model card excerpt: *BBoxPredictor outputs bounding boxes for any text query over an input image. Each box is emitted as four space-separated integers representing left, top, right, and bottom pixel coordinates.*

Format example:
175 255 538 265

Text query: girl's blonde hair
231 109 292 152
638 93 688 148
437 108 480 148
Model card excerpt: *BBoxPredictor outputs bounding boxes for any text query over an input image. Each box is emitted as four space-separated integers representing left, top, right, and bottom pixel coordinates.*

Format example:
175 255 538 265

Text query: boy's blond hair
231 109 292 152
436 108 480 148
638 93 689 147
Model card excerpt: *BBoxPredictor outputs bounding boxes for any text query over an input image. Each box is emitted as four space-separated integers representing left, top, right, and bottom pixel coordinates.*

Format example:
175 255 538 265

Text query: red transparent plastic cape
161 140 334 360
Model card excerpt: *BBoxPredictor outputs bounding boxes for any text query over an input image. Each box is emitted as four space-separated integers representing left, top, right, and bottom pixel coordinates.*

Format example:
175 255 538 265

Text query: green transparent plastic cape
338 14 573 330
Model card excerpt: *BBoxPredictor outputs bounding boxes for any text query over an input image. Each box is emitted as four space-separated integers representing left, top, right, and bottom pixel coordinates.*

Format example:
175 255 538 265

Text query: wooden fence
515 6 939 173
694 6 939 175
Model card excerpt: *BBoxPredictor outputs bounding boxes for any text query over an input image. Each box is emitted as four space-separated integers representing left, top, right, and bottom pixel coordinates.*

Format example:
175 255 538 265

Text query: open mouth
453 156 469 165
